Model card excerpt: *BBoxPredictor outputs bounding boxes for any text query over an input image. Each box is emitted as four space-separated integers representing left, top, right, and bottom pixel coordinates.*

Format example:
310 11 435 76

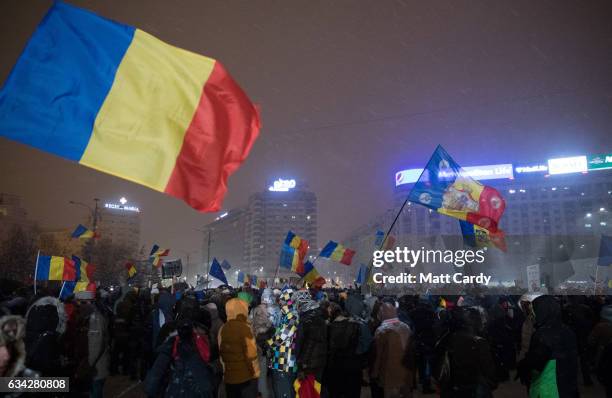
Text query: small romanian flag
298 261 324 285
150 244 169 268
126 262 137 279
460 220 507 252
71 224 97 239
0 1 260 212
36 255 77 281
279 231 308 273
319 241 355 266
72 255 94 282
60 281 95 300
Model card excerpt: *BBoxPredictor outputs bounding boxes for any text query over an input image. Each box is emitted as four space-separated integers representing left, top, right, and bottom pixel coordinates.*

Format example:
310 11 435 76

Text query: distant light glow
515 164 548 173
119 197 127 205
547 155 587 175
215 211 229 221
601 222 607 226
268 178 296 191
508 189 516 194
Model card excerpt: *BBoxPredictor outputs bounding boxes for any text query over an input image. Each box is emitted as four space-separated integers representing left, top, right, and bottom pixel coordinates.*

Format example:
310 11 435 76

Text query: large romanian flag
408 145 506 232
0 2 260 212
36 255 77 281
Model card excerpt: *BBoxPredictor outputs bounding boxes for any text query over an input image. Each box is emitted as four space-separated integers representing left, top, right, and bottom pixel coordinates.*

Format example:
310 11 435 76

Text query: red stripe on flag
63 258 77 281
340 249 355 265
165 61 261 212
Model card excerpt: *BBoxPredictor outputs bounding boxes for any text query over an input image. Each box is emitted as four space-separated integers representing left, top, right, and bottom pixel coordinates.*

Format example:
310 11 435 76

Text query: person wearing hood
325 302 365 397
0 315 39 396
370 300 415 398
24 296 67 377
433 306 496 398
292 290 327 390
268 288 299 398
144 310 214 397
517 292 542 361
518 295 579 398
219 297 260 398
588 304 612 397
252 288 276 398
72 289 111 398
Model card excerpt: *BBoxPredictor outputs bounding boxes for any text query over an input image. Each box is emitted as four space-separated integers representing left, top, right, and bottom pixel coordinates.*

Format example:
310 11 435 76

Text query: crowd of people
0 280 611 398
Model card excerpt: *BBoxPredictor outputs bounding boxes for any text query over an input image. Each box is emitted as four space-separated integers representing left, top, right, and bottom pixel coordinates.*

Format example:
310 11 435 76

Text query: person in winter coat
111 289 137 376
24 296 67 377
433 307 497 398
588 305 612 397
292 290 327 385
151 290 176 350
252 288 276 398
370 301 414 398
73 290 111 398
0 316 40 397
219 298 260 398
563 295 594 386
325 302 363 397
204 302 224 396
517 293 543 361
268 288 299 398
518 295 579 398
144 316 214 398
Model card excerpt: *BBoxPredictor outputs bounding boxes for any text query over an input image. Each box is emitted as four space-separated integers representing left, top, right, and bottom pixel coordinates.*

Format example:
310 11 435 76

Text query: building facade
344 152 612 289
202 179 318 284
96 197 141 253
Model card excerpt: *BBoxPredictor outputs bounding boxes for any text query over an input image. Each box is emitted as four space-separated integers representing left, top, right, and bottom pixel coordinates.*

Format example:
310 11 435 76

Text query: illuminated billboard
515 164 548 174
587 153 612 171
395 164 514 186
268 178 296 192
547 156 587 175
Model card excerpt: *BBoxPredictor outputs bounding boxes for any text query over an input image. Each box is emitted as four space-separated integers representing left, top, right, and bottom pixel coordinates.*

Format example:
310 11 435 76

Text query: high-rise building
202 178 318 283
96 197 141 253
200 208 248 281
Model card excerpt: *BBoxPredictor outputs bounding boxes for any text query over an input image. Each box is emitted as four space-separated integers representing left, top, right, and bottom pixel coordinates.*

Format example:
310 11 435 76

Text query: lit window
551 187 557 191
601 222 607 226
585 224 592 228
600 208 606 212
306 215 311 220
586 213 592 218
509 189 516 194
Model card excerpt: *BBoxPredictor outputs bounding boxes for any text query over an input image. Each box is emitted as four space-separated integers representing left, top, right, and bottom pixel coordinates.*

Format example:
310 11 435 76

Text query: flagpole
594 264 599 295
34 250 40 296
58 281 65 299
362 197 411 295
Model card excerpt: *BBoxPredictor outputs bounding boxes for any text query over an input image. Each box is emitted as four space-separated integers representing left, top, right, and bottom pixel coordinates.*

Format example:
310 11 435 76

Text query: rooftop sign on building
268 178 296 192
104 197 140 212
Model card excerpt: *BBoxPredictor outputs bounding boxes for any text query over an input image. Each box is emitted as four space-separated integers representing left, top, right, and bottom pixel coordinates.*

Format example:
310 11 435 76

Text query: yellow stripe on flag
49 257 65 280
80 29 216 191
330 245 345 262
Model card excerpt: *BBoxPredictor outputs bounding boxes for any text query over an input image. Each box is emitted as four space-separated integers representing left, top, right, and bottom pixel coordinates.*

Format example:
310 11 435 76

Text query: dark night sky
1 0 612 269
